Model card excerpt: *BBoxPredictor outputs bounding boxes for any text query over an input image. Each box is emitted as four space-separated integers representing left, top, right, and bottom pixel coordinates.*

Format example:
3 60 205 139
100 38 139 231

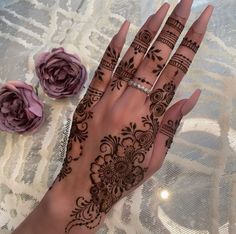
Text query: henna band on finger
159 119 181 149
156 30 178 49
169 53 192 74
166 17 184 34
180 37 200 53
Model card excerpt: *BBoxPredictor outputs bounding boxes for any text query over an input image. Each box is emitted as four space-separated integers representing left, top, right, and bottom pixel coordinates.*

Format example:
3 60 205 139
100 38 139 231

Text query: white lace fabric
0 0 236 233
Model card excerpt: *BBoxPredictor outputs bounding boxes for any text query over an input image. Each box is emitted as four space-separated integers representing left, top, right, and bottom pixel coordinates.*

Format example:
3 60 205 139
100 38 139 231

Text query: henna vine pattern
169 53 192 74
57 87 104 181
112 57 137 90
65 82 176 233
131 29 153 54
156 30 178 49
160 119 181 149
180 37 200 54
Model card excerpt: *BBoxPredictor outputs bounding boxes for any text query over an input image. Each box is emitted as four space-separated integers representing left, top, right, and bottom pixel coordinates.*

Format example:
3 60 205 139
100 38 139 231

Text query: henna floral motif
152 63 165 76
112 57 137 90
149 81 176 117
146 46 163 62
65 82 176 233
94 46 119 81
131 29 153 54
160 119 181 149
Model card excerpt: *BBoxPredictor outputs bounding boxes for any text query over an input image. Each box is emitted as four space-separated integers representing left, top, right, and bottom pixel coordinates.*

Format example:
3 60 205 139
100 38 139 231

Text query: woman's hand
14 1 213 234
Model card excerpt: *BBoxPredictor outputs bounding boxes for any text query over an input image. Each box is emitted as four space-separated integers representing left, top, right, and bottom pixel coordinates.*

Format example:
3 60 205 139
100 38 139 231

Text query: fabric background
0 0 236 233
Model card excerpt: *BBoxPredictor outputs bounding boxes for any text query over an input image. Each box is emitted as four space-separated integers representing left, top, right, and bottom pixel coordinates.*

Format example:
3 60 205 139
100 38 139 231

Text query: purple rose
35 47 87 99
0 81 44 133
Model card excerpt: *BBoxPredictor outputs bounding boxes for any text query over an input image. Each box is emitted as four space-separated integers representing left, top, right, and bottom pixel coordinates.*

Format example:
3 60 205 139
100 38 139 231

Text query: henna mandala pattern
160 119 181 149
180 37 200 54
131 29 153 54
146 46 163 62
65 82 176 233
149 81 176 118
169 53 192 74
156 30 178 49
112 57 137 90
166 17 184 34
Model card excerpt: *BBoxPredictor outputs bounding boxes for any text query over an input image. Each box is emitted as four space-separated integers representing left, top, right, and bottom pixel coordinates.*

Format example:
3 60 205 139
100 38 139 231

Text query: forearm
13 188 104 234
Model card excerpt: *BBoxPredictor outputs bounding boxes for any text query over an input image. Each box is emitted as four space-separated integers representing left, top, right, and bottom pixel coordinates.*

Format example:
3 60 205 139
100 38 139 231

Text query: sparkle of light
160 189 170 200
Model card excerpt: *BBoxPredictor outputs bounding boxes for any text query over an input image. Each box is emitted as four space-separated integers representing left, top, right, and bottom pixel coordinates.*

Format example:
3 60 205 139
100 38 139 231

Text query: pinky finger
148 89 201 174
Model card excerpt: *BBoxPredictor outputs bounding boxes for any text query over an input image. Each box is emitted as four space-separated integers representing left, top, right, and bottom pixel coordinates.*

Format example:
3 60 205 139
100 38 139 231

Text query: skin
13 1 214 234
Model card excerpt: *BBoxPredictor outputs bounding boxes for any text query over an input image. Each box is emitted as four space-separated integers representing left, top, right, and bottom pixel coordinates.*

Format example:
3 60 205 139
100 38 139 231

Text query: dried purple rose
0 81 44 133
35 47 87 99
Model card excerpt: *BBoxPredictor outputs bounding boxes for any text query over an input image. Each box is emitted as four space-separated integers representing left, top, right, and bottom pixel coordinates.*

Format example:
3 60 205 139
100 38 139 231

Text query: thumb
148 89 201 174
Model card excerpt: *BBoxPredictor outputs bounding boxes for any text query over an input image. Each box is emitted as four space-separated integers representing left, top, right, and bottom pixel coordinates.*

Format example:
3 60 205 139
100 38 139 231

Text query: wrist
14 182 106 234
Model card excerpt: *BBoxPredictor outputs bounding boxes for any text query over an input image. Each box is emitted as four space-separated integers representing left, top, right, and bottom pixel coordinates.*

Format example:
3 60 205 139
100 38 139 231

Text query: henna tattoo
180 37 200 53
149 81 176 118
152 63 165 76
65 82 176 232
131 29 153 54
169 53 192 74
58 87 104 181
65 117 158 232
135 77 153 87
166 17 184 34
94 46 120 81
146 46 163 62
160 119 181 149
58 145 83 181
94 66 104 81
112 57 137 90
156 30 178 49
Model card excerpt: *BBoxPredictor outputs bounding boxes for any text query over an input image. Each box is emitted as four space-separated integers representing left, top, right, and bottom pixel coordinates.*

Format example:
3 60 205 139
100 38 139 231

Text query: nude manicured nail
149 2 170 30
192 5 214 34
115 20 130 44
181 89 201 116
175 0 193 18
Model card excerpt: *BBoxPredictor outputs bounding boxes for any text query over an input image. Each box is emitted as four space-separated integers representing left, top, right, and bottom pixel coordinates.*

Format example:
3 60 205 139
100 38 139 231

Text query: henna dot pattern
169 53 192 74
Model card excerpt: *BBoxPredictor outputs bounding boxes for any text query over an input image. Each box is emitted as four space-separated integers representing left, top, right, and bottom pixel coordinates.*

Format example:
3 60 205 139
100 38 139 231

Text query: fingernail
175 0 193 18
115 20 130 45
149 2 170 30
181 89 201 116
192 5 214 34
